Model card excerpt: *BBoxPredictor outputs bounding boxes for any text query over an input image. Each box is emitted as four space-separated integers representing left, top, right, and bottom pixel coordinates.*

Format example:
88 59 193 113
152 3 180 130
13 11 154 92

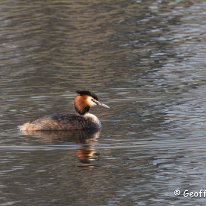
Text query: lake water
1 0 206 205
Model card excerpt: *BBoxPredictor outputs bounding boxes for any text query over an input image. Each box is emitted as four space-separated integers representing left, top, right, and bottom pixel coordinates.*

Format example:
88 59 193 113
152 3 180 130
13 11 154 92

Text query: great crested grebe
20 90 109 131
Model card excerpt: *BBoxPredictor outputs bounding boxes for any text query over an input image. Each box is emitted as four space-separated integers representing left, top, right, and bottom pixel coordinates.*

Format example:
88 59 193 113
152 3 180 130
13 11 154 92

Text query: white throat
83 113 101 127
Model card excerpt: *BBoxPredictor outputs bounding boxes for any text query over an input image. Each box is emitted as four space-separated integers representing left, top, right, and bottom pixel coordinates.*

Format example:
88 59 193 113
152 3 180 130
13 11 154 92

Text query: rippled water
1 0 206 205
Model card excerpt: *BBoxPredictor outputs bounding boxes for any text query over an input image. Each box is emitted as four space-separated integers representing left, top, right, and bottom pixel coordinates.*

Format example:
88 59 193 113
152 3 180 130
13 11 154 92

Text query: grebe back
20 90 109 131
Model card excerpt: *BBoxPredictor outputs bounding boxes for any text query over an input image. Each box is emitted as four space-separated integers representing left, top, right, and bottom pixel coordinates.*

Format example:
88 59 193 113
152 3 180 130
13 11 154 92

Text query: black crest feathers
76 90 99 101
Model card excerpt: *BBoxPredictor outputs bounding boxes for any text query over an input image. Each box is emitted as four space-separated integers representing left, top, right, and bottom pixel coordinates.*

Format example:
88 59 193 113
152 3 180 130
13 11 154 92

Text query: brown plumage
20 91 109 131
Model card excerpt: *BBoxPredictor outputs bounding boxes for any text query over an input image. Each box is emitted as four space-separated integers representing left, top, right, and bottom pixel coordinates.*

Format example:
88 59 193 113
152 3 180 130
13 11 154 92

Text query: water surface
1 0 206 205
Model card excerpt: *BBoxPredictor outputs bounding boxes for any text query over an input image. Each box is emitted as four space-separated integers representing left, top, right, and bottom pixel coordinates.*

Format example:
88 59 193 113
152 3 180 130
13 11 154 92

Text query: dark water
1 0 206 205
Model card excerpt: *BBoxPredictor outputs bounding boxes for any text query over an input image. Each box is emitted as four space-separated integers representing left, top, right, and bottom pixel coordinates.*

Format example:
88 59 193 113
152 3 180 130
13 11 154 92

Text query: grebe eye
91 98 98 105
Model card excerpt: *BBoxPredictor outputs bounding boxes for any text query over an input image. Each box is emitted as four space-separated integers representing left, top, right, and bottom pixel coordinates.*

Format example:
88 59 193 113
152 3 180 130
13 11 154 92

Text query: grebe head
74 90 109 115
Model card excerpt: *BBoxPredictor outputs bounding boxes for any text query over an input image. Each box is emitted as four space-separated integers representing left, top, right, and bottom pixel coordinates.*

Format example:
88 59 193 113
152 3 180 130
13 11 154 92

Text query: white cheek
88 98 96 107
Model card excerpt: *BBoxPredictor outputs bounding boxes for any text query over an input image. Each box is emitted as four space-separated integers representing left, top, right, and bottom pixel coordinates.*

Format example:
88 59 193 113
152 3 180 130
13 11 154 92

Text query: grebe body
20 91 109 131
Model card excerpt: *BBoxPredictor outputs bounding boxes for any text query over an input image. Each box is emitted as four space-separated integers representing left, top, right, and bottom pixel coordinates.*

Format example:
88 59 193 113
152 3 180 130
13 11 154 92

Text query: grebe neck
83 113 101 128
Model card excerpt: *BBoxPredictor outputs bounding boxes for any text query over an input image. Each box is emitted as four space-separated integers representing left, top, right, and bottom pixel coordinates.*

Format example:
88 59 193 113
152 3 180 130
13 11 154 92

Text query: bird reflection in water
21 129 100 168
